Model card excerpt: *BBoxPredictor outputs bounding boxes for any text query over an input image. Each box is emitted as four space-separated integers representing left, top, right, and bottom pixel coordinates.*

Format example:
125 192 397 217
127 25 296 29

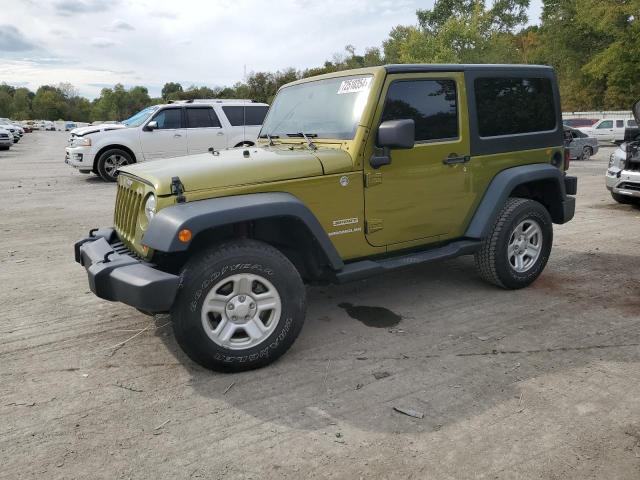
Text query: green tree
11 88 32 119
161 82 183 100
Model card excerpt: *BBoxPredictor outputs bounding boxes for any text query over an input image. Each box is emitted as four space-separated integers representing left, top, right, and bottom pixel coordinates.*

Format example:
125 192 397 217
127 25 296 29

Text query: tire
475 198 553 289
96 148 133 182
0 146 9 150
581 146 592 161
171 239 306 372
611 192 636 204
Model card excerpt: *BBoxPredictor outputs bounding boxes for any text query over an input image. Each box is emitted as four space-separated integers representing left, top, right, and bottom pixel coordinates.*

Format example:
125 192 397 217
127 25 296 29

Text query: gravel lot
1 132 639 479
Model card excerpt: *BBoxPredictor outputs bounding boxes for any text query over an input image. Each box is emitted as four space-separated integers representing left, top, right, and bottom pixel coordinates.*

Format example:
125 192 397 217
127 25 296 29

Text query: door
593 120 615 142
363 72 472 247
140 107 187 160
185 106 226 154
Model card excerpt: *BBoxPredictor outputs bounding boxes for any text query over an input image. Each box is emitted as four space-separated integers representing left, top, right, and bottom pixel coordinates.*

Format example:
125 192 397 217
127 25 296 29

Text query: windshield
122 106 159 127
260 74 373 140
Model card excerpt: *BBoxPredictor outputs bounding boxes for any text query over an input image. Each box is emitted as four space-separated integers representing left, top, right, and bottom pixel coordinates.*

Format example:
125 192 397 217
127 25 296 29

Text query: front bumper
605 169 640 198
0 138 12 147
75 228 179 312
65 146 95 171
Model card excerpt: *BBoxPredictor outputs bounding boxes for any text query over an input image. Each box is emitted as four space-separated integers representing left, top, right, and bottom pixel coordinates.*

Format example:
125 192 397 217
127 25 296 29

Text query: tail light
563 148 571 171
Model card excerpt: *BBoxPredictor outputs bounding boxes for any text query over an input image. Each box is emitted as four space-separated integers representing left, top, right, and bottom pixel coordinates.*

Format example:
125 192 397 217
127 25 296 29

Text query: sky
0 0 543 99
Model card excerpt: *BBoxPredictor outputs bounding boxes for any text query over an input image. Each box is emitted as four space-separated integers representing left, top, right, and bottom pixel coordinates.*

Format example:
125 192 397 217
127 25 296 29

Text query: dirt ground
1 132 639 479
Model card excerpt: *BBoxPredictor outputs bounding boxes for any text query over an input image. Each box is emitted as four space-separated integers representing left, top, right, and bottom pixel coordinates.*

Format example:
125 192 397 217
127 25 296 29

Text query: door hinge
366 219 384 234
365 172 383 188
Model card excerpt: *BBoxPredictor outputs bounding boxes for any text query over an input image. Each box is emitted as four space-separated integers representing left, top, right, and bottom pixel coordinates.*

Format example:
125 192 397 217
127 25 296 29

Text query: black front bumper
74 228 179 313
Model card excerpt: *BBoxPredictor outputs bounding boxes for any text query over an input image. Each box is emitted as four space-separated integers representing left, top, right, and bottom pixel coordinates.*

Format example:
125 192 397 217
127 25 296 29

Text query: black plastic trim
74 234 179 313
335 239 480 283
465 164 573 239
564 175 577 196
142 192 344 270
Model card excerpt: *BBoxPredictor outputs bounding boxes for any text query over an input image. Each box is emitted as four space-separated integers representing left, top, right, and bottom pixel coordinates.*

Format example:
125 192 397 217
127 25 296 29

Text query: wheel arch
93 144 137 171
142 192 344 279
466 164 569 239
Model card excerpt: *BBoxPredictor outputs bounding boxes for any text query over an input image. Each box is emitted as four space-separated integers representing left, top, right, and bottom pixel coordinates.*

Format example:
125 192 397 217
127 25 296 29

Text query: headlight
77 137 91 147
144 194 156 221
609 154 615 168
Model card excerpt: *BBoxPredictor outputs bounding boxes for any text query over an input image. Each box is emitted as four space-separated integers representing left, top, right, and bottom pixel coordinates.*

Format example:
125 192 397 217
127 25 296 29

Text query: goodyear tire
171 239 306 372
96 148 133 182
475 198 553 289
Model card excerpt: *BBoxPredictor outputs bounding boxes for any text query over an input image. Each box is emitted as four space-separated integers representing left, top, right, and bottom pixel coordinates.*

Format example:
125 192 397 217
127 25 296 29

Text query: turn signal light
564 149 571 171
178 229 192 243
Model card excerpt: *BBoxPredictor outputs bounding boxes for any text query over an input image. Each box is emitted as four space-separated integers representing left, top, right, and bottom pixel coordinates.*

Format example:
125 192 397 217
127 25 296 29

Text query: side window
474 77 556 137
152 108 182 129
597 120 613 129
616 120 624 128
381 79 458 142
628 120 637 127
245 106 269 126
222 106 244 127
186 107 221 128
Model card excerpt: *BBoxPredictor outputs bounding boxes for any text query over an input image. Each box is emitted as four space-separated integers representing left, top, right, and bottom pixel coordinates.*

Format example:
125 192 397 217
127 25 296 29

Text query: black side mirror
377 119 415 149
370 119 415 169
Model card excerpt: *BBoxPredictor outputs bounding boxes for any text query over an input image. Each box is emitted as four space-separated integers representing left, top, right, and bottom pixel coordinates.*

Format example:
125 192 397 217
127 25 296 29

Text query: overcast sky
0 0 543 99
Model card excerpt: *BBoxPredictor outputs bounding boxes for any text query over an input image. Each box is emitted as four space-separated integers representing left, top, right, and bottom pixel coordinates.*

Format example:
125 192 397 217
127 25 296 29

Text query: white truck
65 99 269 181
578 117 638 143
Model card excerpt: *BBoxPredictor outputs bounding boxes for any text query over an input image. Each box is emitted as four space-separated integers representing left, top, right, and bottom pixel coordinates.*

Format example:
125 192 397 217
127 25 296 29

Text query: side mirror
145 121 158 131
377 119 415 149
370 119 415 169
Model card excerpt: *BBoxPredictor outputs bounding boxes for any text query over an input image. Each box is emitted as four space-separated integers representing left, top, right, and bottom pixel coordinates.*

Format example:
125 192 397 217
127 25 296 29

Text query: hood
121 145 339 195
71 123 126 136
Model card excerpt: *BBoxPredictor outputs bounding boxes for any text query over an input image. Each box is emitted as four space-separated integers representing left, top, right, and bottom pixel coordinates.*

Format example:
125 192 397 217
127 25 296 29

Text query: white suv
65 99 270 181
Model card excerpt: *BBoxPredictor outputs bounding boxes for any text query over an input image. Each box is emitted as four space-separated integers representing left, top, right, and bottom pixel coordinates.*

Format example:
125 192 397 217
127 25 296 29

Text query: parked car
65 99 270 181
0 120 21 142
578 118 638 143
65 122 78 131
606 104 640 204
75 64 576 372
563 118 598 128
0 127 13 150
563 127 599 160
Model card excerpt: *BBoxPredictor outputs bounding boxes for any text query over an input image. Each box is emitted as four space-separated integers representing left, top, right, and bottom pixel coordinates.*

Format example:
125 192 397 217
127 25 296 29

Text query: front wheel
475 198 553 289
96 148 133 182
171 239 306 372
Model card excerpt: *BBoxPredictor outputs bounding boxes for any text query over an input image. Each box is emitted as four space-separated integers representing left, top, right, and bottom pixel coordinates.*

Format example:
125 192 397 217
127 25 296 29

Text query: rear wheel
475 198 553 289
96 148 133 182
581 146 592 161
171 239 306 372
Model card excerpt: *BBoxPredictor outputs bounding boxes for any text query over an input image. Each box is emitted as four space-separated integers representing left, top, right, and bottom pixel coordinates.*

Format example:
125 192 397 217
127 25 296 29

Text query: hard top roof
385 64 553 74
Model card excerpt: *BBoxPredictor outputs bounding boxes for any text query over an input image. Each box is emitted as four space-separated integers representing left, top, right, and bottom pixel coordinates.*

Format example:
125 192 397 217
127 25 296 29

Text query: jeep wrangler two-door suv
75 64 577 371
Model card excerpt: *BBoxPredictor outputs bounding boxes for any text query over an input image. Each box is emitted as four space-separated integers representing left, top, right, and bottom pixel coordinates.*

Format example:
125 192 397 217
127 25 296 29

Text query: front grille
114 183 144 244
111 239 142 260
0 133 8 139
617 182 640 192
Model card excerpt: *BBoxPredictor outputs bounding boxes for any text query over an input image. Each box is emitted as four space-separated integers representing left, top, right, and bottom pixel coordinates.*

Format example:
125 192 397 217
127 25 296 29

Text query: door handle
443 154 470 165
216 132 224 136
174 133 182 138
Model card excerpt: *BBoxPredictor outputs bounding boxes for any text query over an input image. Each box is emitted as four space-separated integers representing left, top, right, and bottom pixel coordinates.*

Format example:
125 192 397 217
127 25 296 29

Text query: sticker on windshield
337 77 372 94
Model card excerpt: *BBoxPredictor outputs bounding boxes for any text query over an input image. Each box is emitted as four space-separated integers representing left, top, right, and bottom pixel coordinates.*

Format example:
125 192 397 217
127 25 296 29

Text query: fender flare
142 192 344 270
465 163 571 239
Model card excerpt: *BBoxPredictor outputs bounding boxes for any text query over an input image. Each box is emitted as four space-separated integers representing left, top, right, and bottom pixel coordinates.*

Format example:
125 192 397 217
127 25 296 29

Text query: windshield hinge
171 176 186 203
365 172 382 188
366 219 384 234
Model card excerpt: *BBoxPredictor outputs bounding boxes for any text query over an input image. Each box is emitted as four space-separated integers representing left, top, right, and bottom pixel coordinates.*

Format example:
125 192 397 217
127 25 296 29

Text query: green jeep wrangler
75 64 577 371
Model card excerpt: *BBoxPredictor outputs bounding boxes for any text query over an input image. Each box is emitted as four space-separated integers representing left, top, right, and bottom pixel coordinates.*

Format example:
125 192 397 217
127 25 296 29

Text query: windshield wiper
286 132 317 150
258 133 279 146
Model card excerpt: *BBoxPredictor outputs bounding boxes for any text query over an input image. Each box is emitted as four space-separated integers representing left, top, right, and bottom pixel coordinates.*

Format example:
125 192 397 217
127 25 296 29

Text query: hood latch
171 176 186 203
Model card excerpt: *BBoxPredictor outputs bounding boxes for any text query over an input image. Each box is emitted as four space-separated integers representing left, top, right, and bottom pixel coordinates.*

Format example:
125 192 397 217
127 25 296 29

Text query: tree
161 82 183 100
11 88 32 119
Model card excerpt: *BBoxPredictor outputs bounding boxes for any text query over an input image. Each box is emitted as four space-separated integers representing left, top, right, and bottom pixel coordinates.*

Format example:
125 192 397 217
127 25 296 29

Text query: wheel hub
226 294 257 323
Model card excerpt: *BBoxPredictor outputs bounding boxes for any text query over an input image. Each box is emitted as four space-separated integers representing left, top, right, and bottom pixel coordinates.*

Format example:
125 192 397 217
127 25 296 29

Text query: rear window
628 120 637 127
474 77 556 137
223 105 269 126
186 107 221 128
